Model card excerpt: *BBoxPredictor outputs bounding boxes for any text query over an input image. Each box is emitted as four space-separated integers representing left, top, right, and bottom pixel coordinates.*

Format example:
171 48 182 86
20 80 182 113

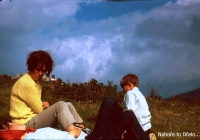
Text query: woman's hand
42 102 49 109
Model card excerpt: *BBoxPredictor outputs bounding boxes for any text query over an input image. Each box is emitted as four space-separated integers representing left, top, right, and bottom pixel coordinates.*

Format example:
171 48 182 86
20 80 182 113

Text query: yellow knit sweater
10 73 43 124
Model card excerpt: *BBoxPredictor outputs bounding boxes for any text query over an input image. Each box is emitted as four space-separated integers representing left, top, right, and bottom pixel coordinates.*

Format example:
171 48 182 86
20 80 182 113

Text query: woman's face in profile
29 64 47 81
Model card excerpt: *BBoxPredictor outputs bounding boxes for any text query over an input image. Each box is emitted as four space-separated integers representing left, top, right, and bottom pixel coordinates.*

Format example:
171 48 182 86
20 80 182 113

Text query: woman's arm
19 81 43 113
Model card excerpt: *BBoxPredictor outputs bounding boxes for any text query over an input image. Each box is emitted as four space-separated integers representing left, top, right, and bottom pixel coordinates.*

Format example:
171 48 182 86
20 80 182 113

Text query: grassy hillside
1 78 200 140
166 87 200 101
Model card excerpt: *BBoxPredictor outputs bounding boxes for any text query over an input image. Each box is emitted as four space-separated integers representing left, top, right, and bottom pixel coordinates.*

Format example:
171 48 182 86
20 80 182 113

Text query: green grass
1 79 200 140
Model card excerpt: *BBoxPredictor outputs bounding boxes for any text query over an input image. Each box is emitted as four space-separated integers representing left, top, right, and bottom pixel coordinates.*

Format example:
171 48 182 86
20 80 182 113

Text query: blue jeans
86 97 149 140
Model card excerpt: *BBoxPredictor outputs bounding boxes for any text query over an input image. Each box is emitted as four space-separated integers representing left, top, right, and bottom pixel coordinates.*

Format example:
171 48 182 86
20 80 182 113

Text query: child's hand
122 132 125 139
68 127 82 138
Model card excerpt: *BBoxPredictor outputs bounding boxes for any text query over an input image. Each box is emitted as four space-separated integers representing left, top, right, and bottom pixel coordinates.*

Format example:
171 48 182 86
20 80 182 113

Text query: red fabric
26 128 36 133
0 128 36 140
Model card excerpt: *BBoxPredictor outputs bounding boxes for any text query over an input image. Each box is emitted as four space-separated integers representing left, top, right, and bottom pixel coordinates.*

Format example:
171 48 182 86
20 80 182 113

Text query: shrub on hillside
42 78 123 102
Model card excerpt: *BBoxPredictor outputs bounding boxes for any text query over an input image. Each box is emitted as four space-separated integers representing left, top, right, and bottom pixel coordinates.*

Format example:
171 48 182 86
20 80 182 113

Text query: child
120 73 152 137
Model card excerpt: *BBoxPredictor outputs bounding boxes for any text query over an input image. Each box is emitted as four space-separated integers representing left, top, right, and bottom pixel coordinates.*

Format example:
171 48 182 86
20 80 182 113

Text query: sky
0 0 200 98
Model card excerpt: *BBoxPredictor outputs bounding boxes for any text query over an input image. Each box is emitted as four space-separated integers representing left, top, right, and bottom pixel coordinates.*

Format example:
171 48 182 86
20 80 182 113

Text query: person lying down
0 122 88 140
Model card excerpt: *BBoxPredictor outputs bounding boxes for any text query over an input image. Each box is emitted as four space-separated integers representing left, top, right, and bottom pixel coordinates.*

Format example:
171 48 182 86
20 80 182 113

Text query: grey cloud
95 63 104 73
54 57 89 83
135 2 200 45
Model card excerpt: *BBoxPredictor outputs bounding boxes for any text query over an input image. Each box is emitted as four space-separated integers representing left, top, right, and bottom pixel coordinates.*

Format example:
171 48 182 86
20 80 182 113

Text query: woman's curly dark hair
26 50 54 75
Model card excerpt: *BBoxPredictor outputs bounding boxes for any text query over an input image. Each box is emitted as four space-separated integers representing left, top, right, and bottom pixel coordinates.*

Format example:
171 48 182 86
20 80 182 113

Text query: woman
10 50 84 132
4 98 156 140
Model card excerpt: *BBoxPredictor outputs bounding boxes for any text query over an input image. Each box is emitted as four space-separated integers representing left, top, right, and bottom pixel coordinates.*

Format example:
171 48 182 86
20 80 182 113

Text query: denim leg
86 98 149 140
122 110 149 140
87 97 123 140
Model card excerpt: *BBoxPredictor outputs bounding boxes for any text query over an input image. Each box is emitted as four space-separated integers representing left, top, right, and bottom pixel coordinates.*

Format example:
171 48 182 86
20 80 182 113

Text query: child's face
122 82 134 93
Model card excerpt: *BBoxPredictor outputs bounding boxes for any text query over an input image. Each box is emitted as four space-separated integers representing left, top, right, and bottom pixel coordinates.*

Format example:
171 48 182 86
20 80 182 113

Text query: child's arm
125 92 137 111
